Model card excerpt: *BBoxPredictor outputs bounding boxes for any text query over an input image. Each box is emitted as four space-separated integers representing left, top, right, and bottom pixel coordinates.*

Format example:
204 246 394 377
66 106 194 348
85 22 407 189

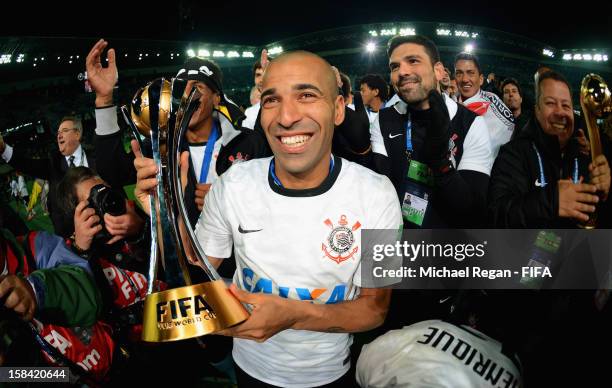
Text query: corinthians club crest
322 215 361 264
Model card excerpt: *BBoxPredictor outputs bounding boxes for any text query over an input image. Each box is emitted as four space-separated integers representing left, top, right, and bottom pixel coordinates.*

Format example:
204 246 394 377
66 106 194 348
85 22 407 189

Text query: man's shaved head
263 50 338 99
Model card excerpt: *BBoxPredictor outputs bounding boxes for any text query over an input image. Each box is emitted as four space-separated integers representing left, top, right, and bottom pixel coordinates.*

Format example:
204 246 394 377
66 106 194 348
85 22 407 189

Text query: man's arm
424 93 492 227
218 285 390 342
335 92 372 155
87 39 139 189
488 143 553 227
0 135 53 180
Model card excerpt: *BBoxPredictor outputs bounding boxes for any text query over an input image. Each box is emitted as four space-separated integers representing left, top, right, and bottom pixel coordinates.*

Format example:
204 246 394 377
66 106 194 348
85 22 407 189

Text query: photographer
57 167 147 269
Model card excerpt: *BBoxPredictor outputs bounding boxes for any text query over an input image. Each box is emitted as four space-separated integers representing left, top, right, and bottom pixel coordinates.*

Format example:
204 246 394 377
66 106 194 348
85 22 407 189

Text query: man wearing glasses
0 116 95 236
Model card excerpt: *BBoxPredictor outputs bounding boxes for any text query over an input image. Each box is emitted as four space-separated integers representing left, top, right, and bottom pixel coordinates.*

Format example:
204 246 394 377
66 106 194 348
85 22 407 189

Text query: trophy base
142 280 249 342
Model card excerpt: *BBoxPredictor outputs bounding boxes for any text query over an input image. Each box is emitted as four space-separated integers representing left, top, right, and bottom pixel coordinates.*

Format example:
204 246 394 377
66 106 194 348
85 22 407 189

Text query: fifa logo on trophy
121 78 248 342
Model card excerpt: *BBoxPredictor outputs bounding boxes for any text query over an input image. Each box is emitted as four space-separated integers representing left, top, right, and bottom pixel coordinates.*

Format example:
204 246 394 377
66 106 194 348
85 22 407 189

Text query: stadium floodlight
399 28 416 36
471 32 479 38
242 51 255 58
15 54 24 63
0 54 11 64
464 44 474 53
455 30 469 38
268 46 283 55
381 28 396 36
594 54 602 61
213 50 225 57
227 51 240 58
436 29 451 36
604 55 609 61
33 63 36 67
369 30 378 37
583 54 592 61
198 49 211 57
124 53 128 57
563 53 572 60
366 42 376 53
41 57 44 61
34 57 37 62
187 49 196 57
573 54 582 60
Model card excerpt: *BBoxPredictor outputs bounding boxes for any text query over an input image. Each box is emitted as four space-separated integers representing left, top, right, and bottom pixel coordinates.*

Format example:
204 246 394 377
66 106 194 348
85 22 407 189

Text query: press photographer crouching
57 166 148 271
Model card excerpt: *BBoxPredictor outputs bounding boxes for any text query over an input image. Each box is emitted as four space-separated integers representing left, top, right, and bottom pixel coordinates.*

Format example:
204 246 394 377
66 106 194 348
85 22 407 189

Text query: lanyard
199 120 219 183
269 156 335 188
532 143 579 186
405 116 414 163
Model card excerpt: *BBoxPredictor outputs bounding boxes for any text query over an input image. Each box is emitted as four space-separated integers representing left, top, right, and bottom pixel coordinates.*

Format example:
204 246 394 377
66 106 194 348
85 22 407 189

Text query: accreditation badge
401 160 433 227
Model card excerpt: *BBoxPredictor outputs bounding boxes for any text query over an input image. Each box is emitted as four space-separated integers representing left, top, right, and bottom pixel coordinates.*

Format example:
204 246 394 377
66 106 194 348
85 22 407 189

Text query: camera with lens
88 184 126 242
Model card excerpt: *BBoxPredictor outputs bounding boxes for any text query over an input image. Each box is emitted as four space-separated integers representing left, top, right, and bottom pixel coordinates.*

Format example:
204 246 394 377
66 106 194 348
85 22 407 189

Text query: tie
68 155 76 168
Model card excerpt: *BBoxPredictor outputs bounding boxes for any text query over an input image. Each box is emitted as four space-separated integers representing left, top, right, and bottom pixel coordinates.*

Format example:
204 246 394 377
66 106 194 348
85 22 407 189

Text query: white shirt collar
66 144 87 167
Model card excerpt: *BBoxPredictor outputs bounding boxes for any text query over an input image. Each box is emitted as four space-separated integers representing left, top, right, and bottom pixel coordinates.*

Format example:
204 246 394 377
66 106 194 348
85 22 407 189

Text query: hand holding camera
103 200 144 244
74 200 103 251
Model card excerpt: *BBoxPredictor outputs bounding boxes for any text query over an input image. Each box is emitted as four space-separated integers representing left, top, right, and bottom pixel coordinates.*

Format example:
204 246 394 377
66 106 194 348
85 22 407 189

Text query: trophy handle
121 104 161 294
169 82 222 281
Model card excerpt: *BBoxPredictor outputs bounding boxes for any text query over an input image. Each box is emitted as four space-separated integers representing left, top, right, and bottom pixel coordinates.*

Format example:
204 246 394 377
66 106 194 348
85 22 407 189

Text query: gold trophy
121 78 248 342
579 74 612 229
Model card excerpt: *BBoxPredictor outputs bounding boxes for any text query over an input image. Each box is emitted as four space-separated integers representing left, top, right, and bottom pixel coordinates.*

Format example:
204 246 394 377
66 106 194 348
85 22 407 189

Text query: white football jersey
357 320 522 388
197 156 402 387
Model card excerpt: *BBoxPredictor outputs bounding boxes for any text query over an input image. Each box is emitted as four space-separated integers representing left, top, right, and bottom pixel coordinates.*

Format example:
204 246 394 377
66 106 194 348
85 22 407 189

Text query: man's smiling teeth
281 135 311 147
552 123 566 130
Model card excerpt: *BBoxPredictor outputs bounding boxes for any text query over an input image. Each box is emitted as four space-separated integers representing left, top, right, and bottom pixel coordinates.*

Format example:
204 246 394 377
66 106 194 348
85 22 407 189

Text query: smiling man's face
536 78 574 149
389 43 441 109
259 52 344 188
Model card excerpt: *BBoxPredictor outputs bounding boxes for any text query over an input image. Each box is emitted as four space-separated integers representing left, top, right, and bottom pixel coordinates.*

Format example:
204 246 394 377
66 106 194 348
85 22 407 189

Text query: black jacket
332 92 373 168
372 97 490 228
488 116 593 228
8 145 96 237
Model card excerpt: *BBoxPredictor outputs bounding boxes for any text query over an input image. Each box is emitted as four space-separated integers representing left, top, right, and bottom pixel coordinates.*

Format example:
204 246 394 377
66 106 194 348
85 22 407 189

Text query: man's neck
63 144 81 157
460 89 480 103
186 117 214 143
369 98 383 112
274 153 332 190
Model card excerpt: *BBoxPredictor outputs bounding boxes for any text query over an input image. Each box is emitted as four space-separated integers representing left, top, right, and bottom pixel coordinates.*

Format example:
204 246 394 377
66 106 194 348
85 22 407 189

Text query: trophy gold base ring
142 280 249 342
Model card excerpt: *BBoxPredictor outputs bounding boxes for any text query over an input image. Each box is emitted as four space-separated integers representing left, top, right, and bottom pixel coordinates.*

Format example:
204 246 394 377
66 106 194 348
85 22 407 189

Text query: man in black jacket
489 70 610 228
370 35 494 228
0 116 96 237
86 39 245 228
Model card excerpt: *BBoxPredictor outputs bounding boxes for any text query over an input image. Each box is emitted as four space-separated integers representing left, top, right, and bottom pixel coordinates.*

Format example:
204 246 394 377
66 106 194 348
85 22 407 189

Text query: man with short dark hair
501 78 530 135
483 72 500 96
243 55 266 130
489 70 610 227
339 72 353 106
360 74 388 122
440 67 451 92
370 35 493 228
455 53 514 156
